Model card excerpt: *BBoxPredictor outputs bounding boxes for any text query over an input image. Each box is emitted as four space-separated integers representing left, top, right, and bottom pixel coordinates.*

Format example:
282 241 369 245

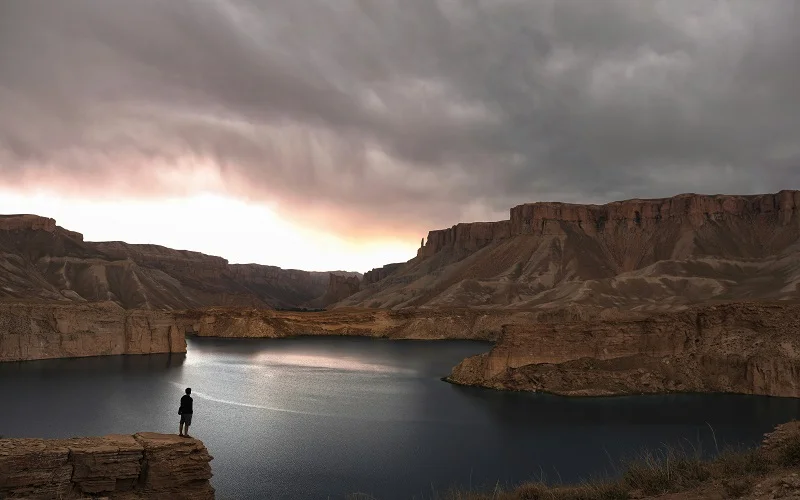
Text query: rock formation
336 190 800 310
362 263 404 285
321 273 361 306
0 302 186 362
176 306 537 341
447 301 800 397
0 432 214 499
0 214 361 310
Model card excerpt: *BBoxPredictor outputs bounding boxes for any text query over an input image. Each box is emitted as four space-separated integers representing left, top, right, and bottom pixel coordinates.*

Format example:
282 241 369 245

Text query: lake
1 336 798 499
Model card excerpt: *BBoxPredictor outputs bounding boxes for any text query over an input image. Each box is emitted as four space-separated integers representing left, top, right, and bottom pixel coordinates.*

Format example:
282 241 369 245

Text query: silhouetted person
178 387 193 437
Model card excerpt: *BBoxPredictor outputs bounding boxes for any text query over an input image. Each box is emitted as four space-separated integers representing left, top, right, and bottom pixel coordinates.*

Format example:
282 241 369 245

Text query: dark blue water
1 337 798 500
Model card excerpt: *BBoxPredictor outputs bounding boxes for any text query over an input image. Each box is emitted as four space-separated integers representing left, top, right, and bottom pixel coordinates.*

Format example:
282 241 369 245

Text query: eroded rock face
363 263 404 285
0 218 360 310
0 303 186 362
447 302 800 397
322 273 361 306
339 190 800 310
417 221 512 258
0 433 214 499
175 306 566 341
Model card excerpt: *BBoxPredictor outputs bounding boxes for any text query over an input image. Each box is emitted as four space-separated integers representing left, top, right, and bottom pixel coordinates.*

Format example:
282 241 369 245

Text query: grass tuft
415 435 797 500
621 445 711 495
777 434 800 467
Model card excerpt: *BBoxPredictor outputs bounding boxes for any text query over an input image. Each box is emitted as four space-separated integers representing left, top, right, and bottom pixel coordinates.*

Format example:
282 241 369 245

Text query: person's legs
183 413 192 437
179 421 184 436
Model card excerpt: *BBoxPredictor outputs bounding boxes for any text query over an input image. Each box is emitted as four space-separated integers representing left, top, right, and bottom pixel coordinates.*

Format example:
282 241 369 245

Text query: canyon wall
339 190 800 309
176 303 613 341
417 220 512 258
0 303 186 362
0 433 214 499
448 302 800 397
417 191 800 262
363 263 404 285
322 273 361 306
0 215 361 309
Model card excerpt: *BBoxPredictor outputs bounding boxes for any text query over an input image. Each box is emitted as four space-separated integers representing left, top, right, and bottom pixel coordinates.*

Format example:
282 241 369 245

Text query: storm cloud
1 0 799 236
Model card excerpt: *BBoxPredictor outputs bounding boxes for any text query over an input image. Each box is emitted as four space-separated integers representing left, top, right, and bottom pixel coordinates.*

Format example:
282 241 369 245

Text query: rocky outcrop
447 301 800 397
0 433 214 499
363 263 404 285
338 190 800 310
416 191 800 261
0 302 186 362
175 306 569 341
509 190 800 234
322 273 361 306
0 215 57 232
0 217 360 310
417 221 512 258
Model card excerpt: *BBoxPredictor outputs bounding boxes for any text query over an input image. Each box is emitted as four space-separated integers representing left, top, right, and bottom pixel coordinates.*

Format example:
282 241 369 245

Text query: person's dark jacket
179 394 193 415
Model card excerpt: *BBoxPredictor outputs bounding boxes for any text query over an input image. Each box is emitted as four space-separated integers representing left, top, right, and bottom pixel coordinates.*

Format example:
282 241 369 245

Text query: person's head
185 388 191 395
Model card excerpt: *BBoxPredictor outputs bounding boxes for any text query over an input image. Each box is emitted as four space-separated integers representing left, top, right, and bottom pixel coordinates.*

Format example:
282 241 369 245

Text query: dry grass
407 437 794 500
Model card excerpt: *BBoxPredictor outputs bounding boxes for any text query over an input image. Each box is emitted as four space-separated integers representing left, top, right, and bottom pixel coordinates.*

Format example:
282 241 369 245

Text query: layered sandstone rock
0 433 213 499
363 263 404 285
417 221 512 258
0 217 360 310
322 273 361 306
0 302 186 362
0 215 57 232
447 301 800 397
175 306 570 341
338 190 800 310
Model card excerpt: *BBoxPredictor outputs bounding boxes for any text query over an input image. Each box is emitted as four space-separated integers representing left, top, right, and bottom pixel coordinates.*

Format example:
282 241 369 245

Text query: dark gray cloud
1 0 799 234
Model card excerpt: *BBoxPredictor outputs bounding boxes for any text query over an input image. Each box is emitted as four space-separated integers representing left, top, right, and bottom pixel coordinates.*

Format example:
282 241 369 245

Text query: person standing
178 387 193 437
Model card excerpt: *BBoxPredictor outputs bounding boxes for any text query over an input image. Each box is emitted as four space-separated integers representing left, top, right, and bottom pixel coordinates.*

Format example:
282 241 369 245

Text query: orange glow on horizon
0 190 419 273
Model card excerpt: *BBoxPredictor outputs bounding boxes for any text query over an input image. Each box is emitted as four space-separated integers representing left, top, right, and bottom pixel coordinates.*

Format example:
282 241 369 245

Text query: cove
1 336 798 500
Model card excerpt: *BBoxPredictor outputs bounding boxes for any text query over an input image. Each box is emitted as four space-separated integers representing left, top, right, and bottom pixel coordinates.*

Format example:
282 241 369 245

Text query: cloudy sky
1 0 798 271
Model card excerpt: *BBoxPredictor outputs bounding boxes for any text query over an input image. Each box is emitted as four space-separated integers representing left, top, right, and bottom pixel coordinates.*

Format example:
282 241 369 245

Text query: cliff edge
447 301 800 397
0 302 187 362
0 432 214 499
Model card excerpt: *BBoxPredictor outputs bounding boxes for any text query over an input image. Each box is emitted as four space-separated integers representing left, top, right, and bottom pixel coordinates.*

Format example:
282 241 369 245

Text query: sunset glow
0 190 418 272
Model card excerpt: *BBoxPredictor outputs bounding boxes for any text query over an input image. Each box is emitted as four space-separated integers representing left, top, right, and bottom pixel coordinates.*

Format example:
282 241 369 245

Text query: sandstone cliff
447 301 800 397
174 302 620 342
321 273 361 306
362 262 404 285
336 190 800 310
0 433 213 499
0 214 360 310
0 302 186 362
177 306 528 341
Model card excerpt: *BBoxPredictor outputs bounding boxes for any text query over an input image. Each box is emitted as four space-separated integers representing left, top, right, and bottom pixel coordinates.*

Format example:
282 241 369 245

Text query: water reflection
1 337 798 500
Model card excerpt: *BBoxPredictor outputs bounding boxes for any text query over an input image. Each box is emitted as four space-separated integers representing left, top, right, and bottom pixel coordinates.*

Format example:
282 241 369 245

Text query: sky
1 1 799 272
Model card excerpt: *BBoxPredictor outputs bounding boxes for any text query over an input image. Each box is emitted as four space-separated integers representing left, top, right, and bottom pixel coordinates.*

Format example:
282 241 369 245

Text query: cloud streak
1 0 799 238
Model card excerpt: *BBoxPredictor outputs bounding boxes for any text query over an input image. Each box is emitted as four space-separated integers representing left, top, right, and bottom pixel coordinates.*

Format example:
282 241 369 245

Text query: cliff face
337 190 800 310
175 306 573 341
363 263 404 285
447 302 800 397
0 433 213 499
0 215 360 310
0 303 186 362
417 221 512 258
322 273 361 306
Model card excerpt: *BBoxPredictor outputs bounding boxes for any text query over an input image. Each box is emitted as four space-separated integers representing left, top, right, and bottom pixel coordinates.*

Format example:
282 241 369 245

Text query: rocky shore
447 301 800 398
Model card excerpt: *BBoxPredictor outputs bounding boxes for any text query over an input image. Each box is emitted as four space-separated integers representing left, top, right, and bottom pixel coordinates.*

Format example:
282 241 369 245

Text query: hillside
0 214 360 309
338 190 800 311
